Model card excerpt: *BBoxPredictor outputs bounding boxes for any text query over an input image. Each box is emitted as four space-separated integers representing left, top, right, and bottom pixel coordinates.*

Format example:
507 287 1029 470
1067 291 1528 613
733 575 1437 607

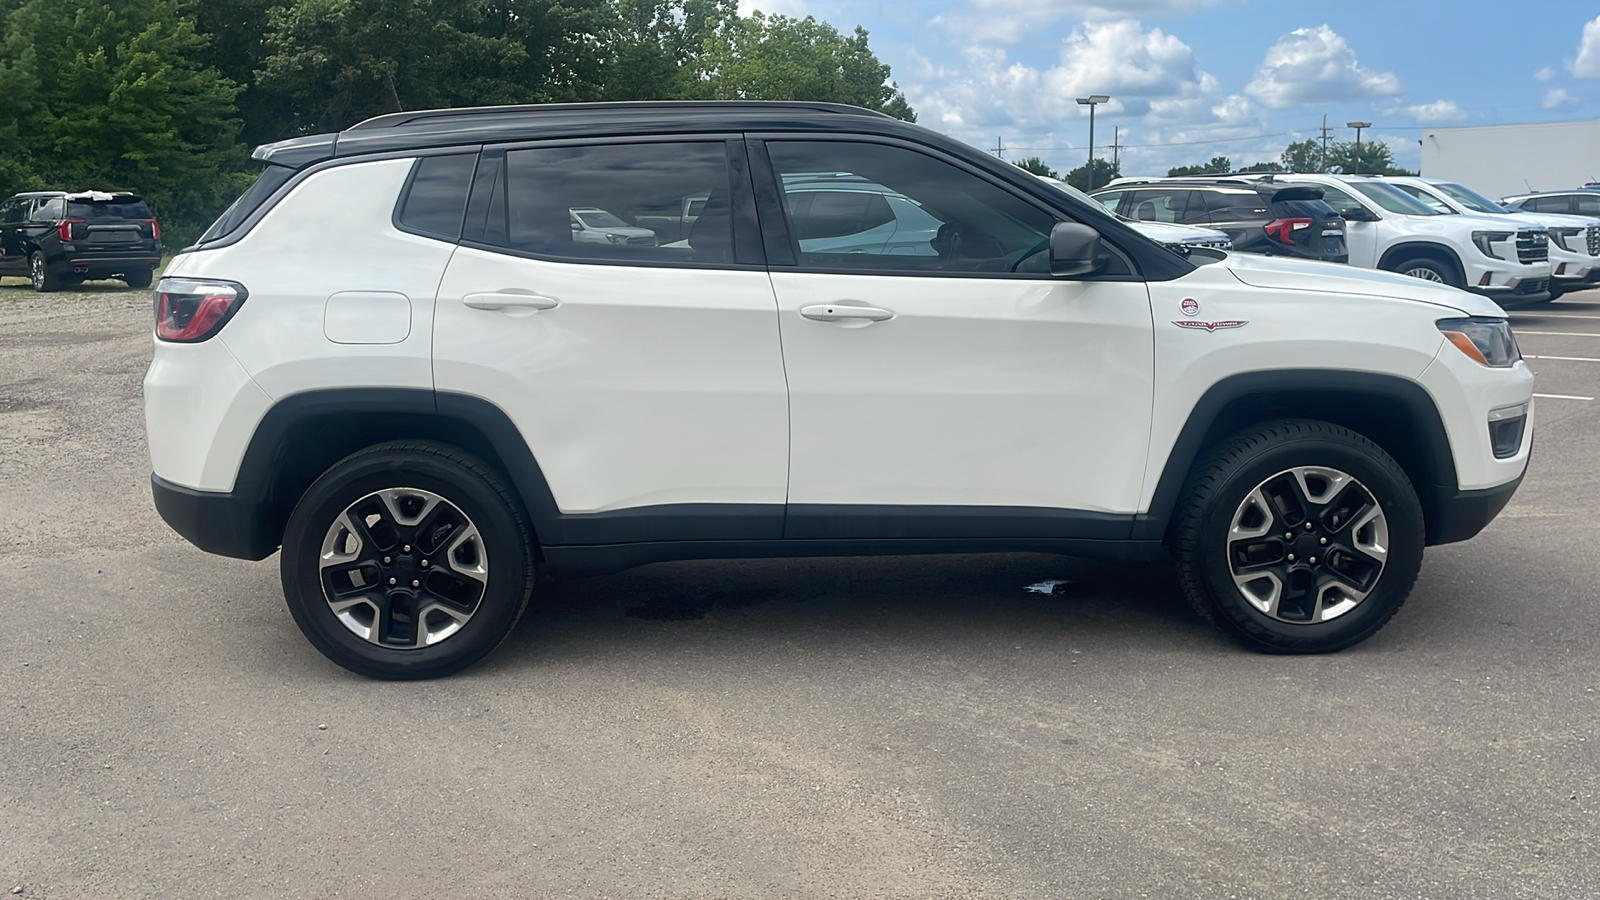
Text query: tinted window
67 197 153 221
0 201 20 224
493 141 733 264
1577 195 1600 216
1089 190 1124 213
35 198 65 221
1349 182 1438 215
1127 190 1188 223
200 165 297 244
398 154 477 239
766 141 1057 274
1390 184 1453 213
1522 195 1562 213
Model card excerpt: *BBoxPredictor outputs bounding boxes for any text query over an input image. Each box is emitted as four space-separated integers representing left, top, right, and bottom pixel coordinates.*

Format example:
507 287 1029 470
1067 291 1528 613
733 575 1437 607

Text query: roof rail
345 100 893 132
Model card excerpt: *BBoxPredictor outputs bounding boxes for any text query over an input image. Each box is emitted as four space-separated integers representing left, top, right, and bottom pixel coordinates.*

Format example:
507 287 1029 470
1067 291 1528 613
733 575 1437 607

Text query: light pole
1077 95 1110 189
1346 121 1371 174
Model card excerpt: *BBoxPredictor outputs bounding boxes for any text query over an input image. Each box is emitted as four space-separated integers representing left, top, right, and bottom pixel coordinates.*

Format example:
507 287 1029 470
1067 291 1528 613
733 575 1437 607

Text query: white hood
1220 252 1507 317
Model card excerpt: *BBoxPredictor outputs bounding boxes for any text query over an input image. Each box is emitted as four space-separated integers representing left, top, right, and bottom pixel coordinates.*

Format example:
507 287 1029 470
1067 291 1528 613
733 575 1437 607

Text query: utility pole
1317 114 1334 173
992 136 1006 160
1347 121 1372 174
1109 126 1122 174
1076 95 1110 189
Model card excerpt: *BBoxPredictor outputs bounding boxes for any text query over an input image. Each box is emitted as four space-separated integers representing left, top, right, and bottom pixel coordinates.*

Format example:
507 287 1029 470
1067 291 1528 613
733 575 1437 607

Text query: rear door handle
799 303 895 322
464 291 559 311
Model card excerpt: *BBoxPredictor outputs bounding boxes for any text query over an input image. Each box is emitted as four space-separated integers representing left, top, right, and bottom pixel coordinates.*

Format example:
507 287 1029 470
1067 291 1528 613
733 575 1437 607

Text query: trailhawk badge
1180 298 1200 316
1173 319 1248 332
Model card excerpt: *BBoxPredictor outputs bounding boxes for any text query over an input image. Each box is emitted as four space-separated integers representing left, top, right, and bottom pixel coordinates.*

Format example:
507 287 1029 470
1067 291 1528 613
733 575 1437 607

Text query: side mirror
570 221 582 231
1049 221 1103 277
1340 207 1379 222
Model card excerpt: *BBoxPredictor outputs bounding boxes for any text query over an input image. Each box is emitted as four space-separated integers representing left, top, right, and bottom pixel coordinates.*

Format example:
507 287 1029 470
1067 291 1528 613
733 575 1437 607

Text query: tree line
1012 135 1415 192
0 0 914 244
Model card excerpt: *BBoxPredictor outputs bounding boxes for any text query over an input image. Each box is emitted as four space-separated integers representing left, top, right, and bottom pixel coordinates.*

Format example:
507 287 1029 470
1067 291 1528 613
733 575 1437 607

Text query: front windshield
1435 182 1510 215
1350 181 1441 216
575 209 629 228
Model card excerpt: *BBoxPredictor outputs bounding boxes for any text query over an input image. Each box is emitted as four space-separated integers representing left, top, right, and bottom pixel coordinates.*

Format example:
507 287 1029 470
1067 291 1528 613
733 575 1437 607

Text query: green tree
1167 155 1231 176
698 13 914 121
1282 138 1321 173
1065 157 1119 192
1237 160 1285 173
1012 156 1057 178
597 0 734 101
1 0 249 243
1326 139 1414 176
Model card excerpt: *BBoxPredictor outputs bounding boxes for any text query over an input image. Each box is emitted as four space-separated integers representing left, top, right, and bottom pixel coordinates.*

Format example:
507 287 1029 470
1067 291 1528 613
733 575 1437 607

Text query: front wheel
1391 256 1462 289
280 441 537 679
1171 420 1424 654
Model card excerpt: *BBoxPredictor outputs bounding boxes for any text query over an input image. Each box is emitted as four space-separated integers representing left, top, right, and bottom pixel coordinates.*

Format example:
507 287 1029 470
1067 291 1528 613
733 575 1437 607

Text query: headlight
1437 317 1521 367
606 232 626 244
1548 226 1582 252
1471 230 1513 260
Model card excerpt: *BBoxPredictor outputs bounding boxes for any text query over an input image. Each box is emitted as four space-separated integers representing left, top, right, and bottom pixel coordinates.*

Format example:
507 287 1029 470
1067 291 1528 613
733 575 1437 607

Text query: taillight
142 218 161 240
1264 217 1314 245
155 278 247 342
56 219 83 241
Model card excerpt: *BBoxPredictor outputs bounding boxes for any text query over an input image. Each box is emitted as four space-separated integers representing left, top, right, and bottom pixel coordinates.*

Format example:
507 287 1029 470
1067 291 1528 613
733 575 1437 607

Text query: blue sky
742 0 1600 175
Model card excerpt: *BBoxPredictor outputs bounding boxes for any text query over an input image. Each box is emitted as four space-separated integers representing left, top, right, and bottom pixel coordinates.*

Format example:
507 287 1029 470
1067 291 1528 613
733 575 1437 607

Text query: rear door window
489 141 736 265
1524 195 1573 214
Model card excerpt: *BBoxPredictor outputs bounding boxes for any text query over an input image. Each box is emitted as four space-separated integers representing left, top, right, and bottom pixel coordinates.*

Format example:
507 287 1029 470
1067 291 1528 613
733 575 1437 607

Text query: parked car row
1093 172 1600 308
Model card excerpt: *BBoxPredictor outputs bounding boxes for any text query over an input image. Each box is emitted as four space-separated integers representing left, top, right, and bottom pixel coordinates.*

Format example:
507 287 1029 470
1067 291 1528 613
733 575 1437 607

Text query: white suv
1261 173 1555 307
145 102 1533 679
1381 176 1600 300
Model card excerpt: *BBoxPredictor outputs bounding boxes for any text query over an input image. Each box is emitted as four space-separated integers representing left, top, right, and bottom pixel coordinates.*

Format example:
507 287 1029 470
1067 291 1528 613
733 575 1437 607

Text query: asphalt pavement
1 277 1596 899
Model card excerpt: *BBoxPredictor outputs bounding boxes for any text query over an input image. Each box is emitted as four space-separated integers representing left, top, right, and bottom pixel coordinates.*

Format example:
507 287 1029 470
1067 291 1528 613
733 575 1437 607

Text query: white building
1421 121 1600 200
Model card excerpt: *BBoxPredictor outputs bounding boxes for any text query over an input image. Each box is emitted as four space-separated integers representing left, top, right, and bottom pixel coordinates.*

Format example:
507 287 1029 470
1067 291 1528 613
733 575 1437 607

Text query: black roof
253 101 911 169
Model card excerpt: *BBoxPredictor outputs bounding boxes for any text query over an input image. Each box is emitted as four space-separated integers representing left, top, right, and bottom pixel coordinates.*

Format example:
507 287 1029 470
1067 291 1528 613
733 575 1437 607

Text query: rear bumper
1426 473 1524 545
152 474 277 560
55 255 160 274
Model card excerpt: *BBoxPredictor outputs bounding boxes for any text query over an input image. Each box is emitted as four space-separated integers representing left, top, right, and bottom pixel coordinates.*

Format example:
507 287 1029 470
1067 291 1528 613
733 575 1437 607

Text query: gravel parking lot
2 278 1597 899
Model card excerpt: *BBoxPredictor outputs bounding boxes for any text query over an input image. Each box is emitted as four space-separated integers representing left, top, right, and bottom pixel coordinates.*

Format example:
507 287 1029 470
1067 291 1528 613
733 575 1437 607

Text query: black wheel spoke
317 487 489 650
1226 466 1390 625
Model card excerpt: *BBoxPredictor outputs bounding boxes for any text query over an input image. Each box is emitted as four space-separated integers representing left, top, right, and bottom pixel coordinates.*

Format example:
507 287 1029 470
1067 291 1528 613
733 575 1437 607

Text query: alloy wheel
1226 466 1389 624
31 255 45 290
318 487 489 648
1403 266 1445 283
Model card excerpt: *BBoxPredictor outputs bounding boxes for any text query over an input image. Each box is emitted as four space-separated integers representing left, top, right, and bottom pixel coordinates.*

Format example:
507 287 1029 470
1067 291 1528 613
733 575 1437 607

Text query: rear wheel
123 269 153 289
1172 420 1424 654
29 252 60 292
280 441 537 679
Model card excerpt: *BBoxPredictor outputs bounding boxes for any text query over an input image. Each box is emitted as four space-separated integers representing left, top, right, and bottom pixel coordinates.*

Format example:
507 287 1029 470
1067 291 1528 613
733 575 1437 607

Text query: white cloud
933 0 1222 45
1535 66 1555 82
1243 25 1401 108
1543 87 1578 108
1400 99 1466 124
896 20 1266 176
1569 15 1600 78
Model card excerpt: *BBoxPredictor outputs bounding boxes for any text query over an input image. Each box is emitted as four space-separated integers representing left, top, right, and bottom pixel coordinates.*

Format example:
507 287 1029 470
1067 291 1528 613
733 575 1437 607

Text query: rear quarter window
396 153 478 240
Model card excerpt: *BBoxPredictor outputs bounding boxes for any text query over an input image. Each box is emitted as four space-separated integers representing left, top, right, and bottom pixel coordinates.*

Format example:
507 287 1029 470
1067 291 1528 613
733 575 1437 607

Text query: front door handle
799 303 895 322
464 291 559 311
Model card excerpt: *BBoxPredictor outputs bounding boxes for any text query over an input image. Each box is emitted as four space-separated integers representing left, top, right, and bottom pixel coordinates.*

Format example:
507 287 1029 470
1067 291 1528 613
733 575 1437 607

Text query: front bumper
1427 472 1524 545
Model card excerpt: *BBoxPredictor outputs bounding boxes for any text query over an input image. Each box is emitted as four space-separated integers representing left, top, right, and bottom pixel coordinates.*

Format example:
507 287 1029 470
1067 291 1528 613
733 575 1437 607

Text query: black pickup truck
0 191 162 291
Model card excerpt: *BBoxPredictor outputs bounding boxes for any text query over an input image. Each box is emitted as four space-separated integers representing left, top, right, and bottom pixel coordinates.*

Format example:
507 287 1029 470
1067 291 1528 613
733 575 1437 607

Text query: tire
1390 256 1462 289
1171 419 1424 654
29 251 60 292
280 441 537 679
123 269 153 289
